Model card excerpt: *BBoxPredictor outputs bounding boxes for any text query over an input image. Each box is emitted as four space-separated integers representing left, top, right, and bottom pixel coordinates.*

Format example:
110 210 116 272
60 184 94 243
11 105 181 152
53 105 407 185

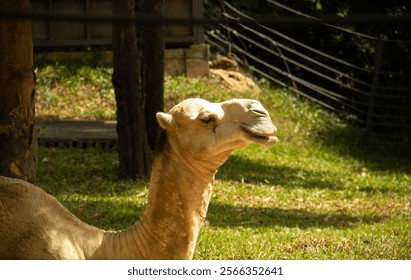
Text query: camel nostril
250 109 268 117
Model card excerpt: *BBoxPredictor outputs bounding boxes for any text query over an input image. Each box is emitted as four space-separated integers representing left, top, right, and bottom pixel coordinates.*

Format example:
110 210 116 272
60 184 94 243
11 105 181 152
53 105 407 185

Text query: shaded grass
35 56 410 259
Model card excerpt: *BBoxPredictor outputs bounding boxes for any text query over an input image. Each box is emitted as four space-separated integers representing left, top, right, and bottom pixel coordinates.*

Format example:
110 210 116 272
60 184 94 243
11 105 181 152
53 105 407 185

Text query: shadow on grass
317 125 411 173
207 202 383 229
59 197 383 231
60 198 146 231
38 148 148 196
219 155 342 190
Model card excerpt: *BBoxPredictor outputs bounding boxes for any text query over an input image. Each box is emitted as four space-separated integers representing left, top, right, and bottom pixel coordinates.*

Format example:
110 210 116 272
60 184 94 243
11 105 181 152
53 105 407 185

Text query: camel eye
198 111 217 125
200 116 215 124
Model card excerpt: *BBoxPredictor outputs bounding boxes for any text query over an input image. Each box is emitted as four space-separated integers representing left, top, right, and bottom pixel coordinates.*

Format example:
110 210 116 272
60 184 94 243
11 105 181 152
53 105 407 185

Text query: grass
35 54 410 259
35 52 115 120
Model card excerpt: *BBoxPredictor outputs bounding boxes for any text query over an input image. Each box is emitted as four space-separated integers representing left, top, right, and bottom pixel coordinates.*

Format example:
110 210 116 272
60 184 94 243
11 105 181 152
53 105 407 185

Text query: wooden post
366 40 384 133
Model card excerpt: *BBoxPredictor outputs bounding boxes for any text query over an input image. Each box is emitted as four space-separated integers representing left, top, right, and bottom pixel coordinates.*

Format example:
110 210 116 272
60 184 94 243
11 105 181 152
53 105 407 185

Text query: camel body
0 176 105 259
0 98 278 259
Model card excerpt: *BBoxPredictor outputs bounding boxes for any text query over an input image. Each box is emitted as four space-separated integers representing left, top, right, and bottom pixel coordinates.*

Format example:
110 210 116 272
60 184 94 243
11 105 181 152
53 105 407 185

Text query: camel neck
94 136 220 260
137 138 216 259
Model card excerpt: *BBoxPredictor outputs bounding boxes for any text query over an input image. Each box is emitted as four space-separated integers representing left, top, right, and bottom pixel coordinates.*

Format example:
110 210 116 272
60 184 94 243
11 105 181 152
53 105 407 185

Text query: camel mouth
241 125 279 147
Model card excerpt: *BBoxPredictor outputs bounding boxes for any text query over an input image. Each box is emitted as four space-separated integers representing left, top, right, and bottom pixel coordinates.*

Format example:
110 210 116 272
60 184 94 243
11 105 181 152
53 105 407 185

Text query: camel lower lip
241 125 275 137
242 127 278 146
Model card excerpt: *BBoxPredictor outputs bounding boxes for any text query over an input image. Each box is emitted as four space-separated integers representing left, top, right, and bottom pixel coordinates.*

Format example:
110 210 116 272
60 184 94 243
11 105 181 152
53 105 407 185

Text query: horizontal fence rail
205 0 411 141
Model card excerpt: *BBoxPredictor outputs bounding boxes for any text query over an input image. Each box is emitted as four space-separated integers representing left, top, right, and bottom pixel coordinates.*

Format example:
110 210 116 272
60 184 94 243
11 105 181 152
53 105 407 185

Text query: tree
141 0 165 153
112 0 165 179
112 0 153 179
0 0 37 183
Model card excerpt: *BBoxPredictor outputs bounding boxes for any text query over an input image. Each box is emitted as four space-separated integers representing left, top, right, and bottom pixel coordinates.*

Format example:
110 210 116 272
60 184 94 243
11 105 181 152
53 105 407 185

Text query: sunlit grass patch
35 57 410 259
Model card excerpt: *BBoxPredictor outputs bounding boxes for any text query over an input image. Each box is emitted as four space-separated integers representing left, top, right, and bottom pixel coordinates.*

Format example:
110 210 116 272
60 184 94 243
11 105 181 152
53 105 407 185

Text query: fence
205 0 411 141
1 1 410 140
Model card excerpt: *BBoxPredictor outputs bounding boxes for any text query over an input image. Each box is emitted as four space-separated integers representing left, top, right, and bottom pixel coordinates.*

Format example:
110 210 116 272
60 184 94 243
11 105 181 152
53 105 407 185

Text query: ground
34 55 411 259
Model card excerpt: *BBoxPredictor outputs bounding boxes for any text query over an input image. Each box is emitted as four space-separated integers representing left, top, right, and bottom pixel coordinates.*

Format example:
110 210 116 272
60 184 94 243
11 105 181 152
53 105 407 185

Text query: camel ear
156 112 175 130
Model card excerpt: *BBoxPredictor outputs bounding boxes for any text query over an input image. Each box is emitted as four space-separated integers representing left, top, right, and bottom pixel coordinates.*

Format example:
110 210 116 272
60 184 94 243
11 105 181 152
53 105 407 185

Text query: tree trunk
112 0 152 179
0 0 37 183
141 0 165 152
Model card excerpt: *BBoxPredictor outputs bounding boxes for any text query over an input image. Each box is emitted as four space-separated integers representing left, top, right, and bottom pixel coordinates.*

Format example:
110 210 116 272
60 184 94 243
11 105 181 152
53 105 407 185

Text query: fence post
366 40 384 133
274 43 298 91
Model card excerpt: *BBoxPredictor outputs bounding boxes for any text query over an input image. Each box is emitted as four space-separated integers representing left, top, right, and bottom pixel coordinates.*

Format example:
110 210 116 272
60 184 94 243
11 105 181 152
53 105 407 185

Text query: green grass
35 55 411 259
35 52 115 120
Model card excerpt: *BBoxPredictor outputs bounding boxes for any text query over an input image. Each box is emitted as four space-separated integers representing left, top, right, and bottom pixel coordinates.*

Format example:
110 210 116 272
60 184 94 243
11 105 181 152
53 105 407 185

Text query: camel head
156 98 278 163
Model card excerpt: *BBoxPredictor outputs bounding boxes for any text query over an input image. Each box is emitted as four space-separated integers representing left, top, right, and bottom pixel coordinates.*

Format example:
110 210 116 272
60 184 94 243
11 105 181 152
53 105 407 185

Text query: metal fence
1 1 410 140
205 0 411 141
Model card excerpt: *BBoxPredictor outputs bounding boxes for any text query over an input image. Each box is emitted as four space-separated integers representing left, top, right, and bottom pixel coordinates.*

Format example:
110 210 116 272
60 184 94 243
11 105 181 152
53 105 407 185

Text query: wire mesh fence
205 0 411 142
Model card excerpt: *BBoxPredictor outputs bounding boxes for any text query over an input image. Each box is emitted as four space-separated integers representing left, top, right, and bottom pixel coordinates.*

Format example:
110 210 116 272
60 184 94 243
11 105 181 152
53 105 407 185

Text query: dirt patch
209 56 261 95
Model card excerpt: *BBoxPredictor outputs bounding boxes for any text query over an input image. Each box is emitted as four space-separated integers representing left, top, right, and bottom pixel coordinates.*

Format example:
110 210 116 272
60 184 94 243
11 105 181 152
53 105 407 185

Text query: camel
0 98 278 259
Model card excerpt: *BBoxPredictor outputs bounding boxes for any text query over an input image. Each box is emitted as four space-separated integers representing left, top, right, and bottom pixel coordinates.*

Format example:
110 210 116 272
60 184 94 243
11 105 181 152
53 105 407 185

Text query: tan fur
0 98 278 259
